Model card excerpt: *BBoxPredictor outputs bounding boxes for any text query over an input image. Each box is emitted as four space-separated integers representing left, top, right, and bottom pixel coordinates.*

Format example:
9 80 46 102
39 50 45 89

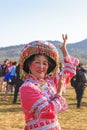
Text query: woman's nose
39 63 44 68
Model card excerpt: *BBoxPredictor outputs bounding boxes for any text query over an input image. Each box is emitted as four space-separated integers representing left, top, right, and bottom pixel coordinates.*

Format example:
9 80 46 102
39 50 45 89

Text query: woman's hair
23 53 56 74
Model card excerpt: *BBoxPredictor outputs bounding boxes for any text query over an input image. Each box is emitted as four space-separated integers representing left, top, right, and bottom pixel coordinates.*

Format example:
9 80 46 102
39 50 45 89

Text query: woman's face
29 55 49 79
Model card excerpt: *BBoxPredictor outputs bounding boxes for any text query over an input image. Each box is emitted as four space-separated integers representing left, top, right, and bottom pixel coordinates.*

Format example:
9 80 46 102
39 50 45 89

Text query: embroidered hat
19 40 59 80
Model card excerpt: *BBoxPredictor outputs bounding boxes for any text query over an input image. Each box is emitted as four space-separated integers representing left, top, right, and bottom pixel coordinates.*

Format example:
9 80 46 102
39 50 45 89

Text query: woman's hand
59 34 69 57
62 34 68 44
57 73 69 95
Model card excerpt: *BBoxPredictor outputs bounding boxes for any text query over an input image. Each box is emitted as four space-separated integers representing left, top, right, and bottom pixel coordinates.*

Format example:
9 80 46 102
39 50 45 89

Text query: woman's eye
35 61 40 64
36 62 47 65
43 63 48 65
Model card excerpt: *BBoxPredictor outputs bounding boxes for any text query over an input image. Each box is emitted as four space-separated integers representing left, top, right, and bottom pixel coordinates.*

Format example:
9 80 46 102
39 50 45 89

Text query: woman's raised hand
59 34 69 57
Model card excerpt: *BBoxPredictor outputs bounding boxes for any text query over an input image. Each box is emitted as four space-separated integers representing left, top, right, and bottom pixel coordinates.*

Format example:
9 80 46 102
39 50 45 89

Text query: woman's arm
59 34 69 57
57 34 69 94
55 34 79 94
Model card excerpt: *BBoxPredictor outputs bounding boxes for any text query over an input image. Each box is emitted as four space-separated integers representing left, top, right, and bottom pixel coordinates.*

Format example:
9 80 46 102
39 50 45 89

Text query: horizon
0 38 87 48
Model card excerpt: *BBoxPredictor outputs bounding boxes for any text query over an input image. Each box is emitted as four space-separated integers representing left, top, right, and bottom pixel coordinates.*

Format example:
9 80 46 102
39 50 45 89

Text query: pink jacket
19 56 79 130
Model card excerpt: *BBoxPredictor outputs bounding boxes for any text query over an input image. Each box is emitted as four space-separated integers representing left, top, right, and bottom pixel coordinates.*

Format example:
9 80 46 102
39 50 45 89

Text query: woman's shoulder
19 78 41 92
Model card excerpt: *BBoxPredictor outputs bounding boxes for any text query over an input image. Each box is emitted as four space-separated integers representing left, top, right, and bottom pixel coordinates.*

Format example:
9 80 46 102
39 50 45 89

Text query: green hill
0 39 87 64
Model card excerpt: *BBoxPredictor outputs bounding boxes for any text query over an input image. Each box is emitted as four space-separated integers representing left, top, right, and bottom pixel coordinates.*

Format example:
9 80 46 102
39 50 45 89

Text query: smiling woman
23 54 56 78
19 35 79 130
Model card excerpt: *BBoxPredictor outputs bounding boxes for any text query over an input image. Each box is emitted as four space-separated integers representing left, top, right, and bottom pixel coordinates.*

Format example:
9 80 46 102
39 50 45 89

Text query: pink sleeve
19 82 44 121
54 56 79 93
64 56 79 66
63 56 79 83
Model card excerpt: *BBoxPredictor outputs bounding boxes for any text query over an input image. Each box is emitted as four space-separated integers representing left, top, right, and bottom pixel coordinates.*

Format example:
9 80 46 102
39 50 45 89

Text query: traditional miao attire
19 41 79 130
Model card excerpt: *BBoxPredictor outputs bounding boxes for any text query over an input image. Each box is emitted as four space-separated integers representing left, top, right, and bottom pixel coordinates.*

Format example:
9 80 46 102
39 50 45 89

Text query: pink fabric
64 56 79 66
19 56 79 130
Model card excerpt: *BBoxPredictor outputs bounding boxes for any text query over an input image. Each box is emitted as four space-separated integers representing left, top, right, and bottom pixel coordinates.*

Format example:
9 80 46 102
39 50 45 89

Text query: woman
19 34 79 130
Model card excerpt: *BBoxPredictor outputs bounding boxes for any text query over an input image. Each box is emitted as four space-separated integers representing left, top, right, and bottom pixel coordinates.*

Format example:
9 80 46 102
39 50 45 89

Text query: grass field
0 84 87 130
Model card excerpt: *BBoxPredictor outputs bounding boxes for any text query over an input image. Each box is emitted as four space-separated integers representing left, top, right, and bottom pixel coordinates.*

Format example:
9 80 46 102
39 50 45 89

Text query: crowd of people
0 59 23 104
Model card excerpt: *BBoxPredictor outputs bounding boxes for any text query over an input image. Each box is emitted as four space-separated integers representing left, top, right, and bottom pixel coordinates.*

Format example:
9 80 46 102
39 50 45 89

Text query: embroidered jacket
19 56 79 130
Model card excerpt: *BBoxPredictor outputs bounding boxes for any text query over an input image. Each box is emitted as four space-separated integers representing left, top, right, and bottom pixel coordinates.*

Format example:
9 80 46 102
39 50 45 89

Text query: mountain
0 39 87 64
50 39 87 64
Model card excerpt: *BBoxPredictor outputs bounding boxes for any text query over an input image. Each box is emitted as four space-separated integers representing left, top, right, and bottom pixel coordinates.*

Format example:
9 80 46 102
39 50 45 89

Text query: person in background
8 61 17 86
0 59 9 92
6 60 13 73
1 59 9 76
19 34 79 130
2 61 17 101
13 64 24 104
74 63 87 108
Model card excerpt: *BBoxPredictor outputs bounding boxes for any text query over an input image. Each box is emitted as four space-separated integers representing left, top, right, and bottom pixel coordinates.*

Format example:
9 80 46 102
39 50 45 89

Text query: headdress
19 40 59 80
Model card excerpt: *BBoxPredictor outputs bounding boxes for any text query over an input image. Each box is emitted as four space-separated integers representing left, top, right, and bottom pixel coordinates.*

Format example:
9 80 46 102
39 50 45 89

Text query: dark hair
78 63 83 67
13 61 17 65
23 54 56 74
4 59 9 63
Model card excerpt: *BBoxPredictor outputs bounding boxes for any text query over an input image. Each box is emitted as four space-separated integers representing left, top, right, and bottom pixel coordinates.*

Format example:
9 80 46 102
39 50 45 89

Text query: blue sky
0 0 87 47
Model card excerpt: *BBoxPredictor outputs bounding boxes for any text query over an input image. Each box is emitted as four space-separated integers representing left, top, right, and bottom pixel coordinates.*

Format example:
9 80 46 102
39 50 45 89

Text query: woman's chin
36 74 45 79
